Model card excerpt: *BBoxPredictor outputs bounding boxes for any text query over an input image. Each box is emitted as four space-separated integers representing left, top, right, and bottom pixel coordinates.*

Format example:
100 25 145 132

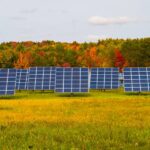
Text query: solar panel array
27 67 55 90
0 67 150 96
124 67 150 92
55 67 89 93
16 69 28 90
0 69 16 95
90 68 120 89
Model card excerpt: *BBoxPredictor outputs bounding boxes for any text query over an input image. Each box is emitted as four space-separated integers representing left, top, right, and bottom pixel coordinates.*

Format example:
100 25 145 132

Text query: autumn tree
114 49 125 72
0 49 17 68
122 38 150 67
78 46 101 68
14 51 33 69
0 38 150 68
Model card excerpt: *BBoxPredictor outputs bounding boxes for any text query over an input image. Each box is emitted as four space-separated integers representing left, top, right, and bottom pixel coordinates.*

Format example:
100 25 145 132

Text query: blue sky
0 0 150 42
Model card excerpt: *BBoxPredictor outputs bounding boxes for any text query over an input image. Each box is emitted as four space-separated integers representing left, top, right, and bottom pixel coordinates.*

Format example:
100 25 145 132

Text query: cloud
20 8 38 14
88 16 136 25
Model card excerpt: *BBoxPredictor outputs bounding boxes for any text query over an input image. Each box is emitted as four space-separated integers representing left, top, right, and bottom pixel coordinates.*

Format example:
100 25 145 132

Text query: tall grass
0 90 150 149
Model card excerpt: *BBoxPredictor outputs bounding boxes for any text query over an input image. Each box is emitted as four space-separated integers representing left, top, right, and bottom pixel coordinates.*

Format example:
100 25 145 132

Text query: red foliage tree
62 62 71 67
38 51 45 57
114 49 125 72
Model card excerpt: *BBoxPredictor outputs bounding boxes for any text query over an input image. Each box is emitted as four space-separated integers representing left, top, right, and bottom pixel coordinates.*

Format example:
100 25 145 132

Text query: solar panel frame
27 67 56 90
123 67 150 92
0 68 16 95
90 67 120 90
16 69 29 90
55 67 89 93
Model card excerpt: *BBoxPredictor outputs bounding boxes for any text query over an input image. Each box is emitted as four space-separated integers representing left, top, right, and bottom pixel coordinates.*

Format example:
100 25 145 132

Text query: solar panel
55 67 89 93
27 67 55 90
124 67 150 92
90 68 120 89
0 69 16 95
16 69 29 90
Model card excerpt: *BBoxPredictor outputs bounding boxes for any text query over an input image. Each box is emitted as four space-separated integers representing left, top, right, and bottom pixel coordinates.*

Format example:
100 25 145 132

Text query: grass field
0 90 150 150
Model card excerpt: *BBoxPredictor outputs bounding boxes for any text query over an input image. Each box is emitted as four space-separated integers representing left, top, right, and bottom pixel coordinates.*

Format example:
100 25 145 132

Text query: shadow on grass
0 107 13 110
0 90 56 100
0 95 27 100
90 88 124 93
125 92 150 96
27 90 54 94
56 93 91 97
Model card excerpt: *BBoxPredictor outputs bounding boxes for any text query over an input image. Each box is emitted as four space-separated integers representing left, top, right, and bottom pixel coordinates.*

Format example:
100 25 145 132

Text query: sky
0 0 150 42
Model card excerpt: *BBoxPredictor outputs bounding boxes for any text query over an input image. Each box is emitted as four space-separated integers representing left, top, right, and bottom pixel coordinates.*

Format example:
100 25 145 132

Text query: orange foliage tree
79 47 101 68
14 51 33 69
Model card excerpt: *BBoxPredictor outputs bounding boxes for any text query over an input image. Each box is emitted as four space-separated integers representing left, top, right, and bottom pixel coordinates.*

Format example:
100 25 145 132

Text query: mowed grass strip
0 91 150 149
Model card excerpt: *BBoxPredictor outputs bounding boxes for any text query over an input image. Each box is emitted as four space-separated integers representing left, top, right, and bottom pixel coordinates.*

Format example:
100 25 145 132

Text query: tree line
0 38 149 70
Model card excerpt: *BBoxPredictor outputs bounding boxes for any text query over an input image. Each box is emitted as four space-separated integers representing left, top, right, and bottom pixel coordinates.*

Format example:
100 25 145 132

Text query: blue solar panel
55 67 89 93
124 67 150 92
90 68 119 89
27 67 55 90
16 69 28 90
0 69 16 95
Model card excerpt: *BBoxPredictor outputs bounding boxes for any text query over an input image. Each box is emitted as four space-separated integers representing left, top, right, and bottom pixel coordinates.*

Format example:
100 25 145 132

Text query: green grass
0 90 150 150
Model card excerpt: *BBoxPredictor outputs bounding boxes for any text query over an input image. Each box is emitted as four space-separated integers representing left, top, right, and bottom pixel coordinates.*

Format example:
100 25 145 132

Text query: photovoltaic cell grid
90 68 120 89
16 69 28 90
0 69 16 95
55 67 89 93
124 67 150 92
27 67 55 90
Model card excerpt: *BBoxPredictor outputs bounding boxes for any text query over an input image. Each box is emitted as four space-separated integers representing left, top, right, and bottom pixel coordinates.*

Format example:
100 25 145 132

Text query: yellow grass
0 97 150 128
0 92 150 149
